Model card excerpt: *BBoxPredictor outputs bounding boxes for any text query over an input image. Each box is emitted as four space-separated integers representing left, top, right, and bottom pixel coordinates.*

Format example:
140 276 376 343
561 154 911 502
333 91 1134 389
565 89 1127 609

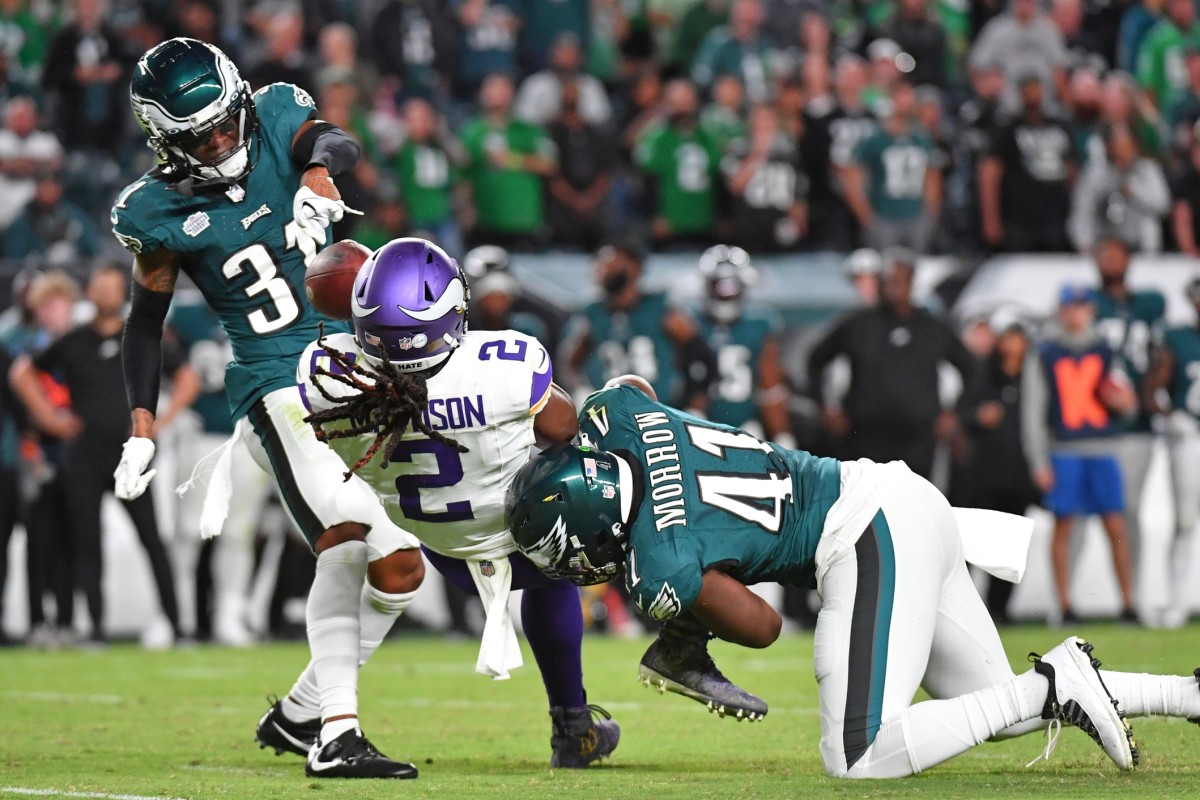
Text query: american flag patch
583 458 597 479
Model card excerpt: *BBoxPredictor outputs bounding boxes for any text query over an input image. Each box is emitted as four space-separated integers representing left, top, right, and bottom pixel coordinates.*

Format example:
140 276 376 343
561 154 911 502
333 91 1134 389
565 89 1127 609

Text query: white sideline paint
4 692 123 704
1 788 190 800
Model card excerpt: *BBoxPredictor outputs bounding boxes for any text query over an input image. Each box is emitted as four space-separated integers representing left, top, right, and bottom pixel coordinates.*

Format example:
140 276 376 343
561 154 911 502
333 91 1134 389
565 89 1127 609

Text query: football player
1092 235 1167 606
110 39 421 778
561 240 715 409
507 377 1200 779
1143 276 1200 628
694 245 793 448
296 237 619 767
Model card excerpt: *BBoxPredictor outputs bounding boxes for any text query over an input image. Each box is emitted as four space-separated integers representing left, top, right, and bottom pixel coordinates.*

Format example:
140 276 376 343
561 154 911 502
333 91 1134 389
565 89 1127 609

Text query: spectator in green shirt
1136 0 1200 108
845 80 941 254
692 0 774 103
393 97 466 257
460 72 557 250
699 73 747 153
634 78 722 248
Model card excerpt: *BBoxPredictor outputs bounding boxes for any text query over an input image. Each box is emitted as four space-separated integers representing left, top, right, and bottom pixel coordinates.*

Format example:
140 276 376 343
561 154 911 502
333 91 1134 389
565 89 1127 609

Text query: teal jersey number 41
579 385 841 620
111 82 348 421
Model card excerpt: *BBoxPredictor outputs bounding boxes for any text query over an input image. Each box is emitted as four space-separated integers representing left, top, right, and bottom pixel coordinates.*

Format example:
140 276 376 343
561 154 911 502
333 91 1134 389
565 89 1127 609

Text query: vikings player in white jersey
294 237 619 767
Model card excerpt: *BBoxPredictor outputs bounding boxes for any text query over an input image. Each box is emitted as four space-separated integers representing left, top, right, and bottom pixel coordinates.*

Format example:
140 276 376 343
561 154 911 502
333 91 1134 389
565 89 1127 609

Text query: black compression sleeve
291 122 361 176
123 281 172 414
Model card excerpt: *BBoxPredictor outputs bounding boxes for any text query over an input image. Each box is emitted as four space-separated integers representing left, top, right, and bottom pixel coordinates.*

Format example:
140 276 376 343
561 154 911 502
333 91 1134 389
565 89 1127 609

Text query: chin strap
168 173 238 198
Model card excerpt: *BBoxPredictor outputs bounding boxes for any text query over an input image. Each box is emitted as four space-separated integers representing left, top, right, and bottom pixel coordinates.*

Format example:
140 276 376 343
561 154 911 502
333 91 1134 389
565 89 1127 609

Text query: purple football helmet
350 238 469 373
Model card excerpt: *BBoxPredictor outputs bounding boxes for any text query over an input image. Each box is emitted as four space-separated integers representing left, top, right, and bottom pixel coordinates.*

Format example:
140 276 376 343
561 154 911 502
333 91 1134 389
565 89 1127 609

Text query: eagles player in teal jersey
694 245 793 448
562 240 715 408
1092 235 1166 613
1144 276 1200 628
110 39 422 779
508 376 1200 778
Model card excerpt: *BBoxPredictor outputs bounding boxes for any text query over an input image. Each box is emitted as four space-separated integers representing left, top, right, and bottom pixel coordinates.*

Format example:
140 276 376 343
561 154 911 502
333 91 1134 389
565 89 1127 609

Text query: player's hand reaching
114 436 157 500
293 168 361 248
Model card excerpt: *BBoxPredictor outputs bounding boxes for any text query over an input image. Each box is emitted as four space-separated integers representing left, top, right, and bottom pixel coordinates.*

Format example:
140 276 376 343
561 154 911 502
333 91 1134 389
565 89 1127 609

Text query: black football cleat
305 728 418 779
255 696 320 757
550 704 620 768
638 615 768 721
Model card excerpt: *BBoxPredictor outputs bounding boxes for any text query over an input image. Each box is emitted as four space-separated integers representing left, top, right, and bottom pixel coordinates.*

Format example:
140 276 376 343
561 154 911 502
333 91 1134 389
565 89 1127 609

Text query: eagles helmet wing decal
524 515 568 570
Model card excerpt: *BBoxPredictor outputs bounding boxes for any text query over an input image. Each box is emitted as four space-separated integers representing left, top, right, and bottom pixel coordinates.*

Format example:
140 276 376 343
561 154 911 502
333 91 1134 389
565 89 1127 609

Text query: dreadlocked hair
304 328 468 481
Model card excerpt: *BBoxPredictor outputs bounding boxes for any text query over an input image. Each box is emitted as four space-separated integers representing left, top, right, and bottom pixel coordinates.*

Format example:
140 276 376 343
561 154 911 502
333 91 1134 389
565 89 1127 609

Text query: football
304 239 372 320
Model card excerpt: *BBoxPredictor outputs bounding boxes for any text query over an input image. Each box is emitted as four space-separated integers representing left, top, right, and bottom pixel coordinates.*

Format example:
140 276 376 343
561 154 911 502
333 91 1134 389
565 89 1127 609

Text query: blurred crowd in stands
1 0 1199 647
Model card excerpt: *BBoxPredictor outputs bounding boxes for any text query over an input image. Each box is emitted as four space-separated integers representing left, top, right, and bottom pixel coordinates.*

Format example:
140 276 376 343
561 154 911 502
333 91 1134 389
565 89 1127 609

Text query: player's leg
1113 432 1154 599
1164 425 1200 626
173 431 223 638
242 388 418 779
422 548 620 768
62 441 108 642
209 439 272 645
121 485 183 643
1047 452 1085 620
816 469 1129 778
1088 455 1135 618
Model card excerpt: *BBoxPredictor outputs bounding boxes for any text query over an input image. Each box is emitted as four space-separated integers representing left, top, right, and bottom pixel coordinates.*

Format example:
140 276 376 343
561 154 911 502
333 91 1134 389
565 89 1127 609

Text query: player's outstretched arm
690 569 781 649
116 248 180 500
534 383 579 448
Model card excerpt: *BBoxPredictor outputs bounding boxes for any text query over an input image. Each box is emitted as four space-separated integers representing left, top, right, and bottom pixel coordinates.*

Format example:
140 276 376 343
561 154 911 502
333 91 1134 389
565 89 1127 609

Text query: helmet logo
351 290 382 318
399 278 466 321
524 515 568 570
412 333 428 348
397 337 413 350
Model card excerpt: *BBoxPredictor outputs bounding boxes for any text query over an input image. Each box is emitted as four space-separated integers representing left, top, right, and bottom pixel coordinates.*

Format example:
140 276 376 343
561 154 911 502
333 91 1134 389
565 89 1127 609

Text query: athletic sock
307 540 369 725
321 716 360 743
1099 670 1200 718
520 580 587 709
358 582 416 664
847 670 1046 778
281 574 416 723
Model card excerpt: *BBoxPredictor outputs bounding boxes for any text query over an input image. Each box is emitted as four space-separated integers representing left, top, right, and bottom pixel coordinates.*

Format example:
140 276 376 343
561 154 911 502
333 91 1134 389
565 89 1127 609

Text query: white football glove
292 185 361 247
114 436 157 500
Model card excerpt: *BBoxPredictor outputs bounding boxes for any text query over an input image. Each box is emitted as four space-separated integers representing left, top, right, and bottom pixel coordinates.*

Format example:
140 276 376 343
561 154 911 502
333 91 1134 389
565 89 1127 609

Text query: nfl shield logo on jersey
479 560 496 577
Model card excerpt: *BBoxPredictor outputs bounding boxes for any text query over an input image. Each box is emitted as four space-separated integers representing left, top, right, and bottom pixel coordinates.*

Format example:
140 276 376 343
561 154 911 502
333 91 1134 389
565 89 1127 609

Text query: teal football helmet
505 444 626 586
130 38 258 187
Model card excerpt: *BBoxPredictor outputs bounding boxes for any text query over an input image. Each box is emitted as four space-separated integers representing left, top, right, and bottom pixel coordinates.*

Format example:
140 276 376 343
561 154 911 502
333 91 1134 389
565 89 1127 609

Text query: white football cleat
1031 637 1137 770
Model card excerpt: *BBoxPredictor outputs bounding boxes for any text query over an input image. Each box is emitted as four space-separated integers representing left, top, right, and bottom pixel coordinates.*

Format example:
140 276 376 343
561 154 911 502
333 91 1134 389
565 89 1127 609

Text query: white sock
321 716 359 742
359 583 417 664
306 540 369 730
846 670 1046 779
1099 670 1200 718
280 576 416 723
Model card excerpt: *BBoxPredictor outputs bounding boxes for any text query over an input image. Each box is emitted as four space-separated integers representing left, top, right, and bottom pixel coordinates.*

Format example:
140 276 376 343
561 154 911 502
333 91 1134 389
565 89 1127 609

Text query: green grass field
2 624 1199 800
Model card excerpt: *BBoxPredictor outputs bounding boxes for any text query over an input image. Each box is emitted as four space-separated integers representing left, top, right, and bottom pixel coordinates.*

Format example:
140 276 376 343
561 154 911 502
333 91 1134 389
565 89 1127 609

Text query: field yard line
4 691 123 704
1 787 190 800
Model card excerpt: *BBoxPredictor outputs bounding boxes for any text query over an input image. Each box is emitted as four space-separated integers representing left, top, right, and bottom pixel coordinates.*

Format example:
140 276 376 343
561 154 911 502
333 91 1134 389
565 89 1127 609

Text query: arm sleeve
123 282 173 413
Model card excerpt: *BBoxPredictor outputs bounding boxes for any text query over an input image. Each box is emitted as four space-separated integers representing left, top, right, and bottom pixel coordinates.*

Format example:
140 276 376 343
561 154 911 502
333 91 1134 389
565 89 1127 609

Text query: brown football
304 240 372 320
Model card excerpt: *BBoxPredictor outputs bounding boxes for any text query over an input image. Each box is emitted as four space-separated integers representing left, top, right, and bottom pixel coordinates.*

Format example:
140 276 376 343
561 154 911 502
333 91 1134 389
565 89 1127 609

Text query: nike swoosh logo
272 721 314 752
307 750 345 771
351 290 381 317
399 278 465 321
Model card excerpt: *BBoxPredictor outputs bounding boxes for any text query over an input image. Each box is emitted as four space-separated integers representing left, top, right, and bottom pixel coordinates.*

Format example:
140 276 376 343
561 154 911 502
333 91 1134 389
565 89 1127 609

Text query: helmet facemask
700 245 756 324
161 94 257 184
